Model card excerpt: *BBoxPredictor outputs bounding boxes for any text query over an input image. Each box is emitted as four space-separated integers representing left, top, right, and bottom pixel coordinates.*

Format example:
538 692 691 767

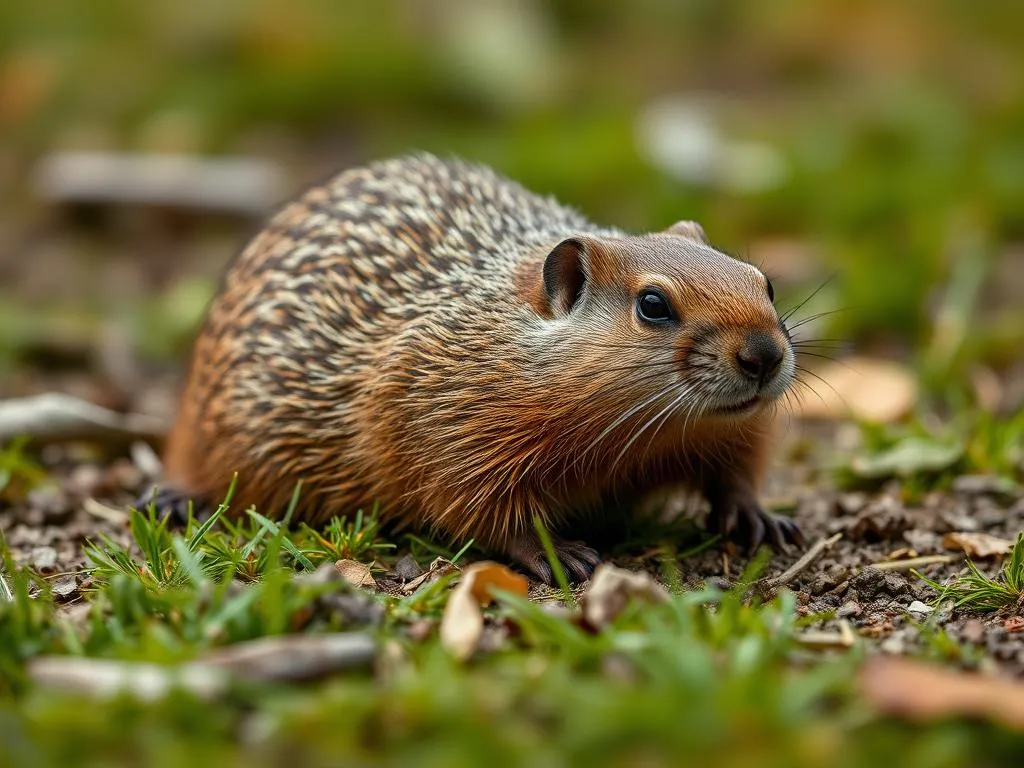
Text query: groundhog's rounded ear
664 220 709 244
543 237 588 315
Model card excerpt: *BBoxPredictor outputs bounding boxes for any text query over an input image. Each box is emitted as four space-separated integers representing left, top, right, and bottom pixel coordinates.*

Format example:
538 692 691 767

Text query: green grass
917 533 1024 613
836 409 1024 499
0 438 49 504
2 490 1024 766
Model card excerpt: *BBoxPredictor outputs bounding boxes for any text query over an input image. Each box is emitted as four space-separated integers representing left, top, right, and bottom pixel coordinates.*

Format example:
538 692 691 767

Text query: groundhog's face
538 225 795 426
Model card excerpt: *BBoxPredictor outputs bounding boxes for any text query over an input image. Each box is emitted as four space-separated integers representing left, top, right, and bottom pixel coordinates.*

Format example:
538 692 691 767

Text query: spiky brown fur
159 153 802 583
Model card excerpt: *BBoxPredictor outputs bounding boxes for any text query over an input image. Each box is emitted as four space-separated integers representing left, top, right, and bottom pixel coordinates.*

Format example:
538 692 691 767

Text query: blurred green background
1 0 1022 412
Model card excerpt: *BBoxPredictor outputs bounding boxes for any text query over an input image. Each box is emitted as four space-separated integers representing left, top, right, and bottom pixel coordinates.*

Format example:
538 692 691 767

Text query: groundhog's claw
507 536 601 586
706 493 803 552
134 485 209 527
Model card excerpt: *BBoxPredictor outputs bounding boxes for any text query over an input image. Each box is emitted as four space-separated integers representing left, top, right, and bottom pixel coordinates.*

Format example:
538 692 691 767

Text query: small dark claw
524 556 555 586
708 492 804 554
762 512 786 550
778 516 805 547
507 536 601 586
707 504 737 539
556 540 601 583
134 485 207 527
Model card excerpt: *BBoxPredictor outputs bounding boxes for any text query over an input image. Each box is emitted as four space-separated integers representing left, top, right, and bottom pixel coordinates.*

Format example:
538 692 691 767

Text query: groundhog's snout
735 330 785 389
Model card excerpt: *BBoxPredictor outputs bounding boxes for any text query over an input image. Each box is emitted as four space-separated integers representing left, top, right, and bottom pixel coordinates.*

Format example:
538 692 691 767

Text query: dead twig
0 569 13 603
0 393 167 447
193 632 376 680
869 555 961 572
795 619 857 650
29 632 377 700
757 532 844 599
32 150 285 215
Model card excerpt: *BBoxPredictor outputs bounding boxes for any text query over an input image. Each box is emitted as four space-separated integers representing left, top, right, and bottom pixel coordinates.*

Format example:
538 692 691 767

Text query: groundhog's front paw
706 489 803 552
134 485 210 527
506 536 601 585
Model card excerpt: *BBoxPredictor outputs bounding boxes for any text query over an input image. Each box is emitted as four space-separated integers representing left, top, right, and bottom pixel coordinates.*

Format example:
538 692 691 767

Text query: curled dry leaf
334 559 377 589
796 356 917 424
579 563 670 631
859 656 1024 730
439 561 528 661
401 556 457 595
851 438 962 480
941 532 1014 558
1005 616 1024 633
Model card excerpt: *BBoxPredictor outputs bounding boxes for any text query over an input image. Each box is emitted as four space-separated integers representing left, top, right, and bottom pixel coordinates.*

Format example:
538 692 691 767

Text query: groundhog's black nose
736 331 784 386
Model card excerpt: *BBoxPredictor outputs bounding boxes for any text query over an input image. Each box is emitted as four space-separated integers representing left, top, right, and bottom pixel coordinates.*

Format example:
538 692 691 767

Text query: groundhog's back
162 153 599 515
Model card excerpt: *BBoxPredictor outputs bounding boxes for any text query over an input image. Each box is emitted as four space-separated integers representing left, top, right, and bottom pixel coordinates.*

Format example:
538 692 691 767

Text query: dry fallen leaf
796 356 917 424
579 563 670 631
439 561 528 661
1005 616 1024 633
851 438 962 480
859 656 1024 730
941 532 1014 558
334 559 377 588
401 556 457 595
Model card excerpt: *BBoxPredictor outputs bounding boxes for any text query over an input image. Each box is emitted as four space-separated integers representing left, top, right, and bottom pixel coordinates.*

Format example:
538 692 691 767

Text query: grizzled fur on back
165 154 624 538
162 151 796 566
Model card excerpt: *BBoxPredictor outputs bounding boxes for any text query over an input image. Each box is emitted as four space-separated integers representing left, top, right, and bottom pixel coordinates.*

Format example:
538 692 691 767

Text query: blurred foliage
1 0 1023 393
3 513 1022 766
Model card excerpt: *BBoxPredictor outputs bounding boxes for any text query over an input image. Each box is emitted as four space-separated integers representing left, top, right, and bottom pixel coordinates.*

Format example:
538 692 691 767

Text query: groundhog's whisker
790 338 847 349
779 274 836 324
593 381 684 445
611 382 696 474
785 307 850 333
794 363 843 399
792 351 841 364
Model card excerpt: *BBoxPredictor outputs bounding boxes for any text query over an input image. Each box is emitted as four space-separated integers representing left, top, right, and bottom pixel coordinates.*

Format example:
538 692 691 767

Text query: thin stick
869 555 961 572
0 569 12 603
760 532 844 592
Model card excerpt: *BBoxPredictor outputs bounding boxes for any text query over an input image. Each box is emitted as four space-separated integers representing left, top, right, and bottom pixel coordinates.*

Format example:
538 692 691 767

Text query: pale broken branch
32 151 285 216
28 632 376 700
193 632 376 680
757 532 843 599
869 555 961 572
0 393 167 447
0 569 13 603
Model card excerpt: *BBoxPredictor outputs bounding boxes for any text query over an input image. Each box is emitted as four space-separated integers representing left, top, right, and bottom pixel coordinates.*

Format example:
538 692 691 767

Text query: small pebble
392 554 424 581
907 600 933 615
51 576 79 602
836 600 861 618
30 546 58 572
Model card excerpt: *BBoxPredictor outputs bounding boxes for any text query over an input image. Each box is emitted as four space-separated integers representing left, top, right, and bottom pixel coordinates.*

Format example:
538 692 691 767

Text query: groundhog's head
524 221 795 431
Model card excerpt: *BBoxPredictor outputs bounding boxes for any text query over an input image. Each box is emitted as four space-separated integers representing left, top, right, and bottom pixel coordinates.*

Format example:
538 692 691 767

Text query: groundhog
151 153 802 584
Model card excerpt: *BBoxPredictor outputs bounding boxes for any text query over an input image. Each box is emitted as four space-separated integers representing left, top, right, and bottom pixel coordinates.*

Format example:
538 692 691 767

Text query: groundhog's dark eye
766 277 775 302
636 288 674 324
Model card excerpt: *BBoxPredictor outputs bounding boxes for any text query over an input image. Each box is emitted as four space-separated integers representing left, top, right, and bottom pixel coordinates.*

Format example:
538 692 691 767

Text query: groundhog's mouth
716 395 761 415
